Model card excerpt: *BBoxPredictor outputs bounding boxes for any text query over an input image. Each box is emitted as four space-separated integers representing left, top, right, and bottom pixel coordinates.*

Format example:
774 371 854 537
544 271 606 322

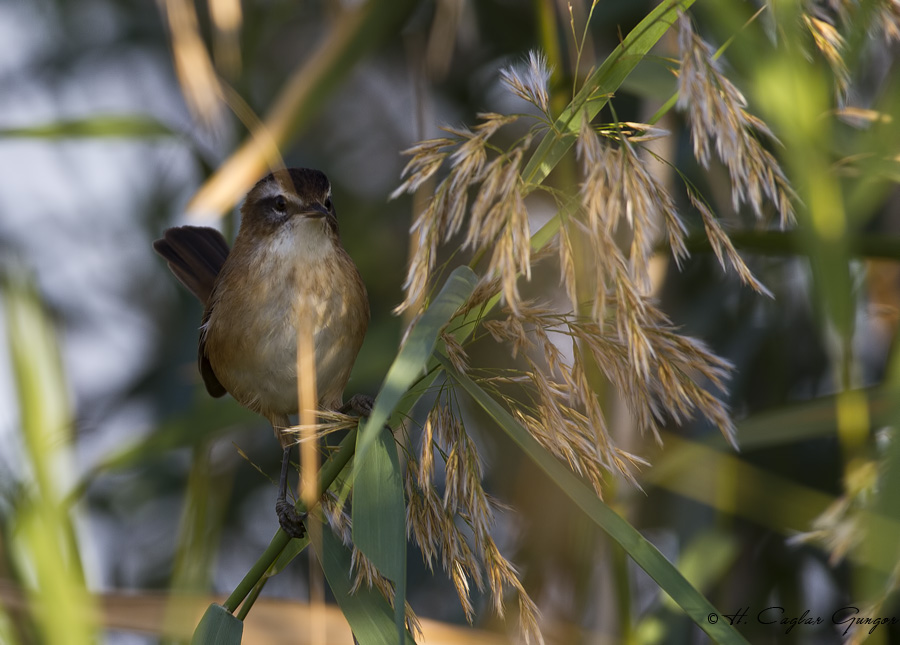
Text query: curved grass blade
351 267 476 641
310 514 417 645
353 424 407 642
440 355 750 645
354 266 477 473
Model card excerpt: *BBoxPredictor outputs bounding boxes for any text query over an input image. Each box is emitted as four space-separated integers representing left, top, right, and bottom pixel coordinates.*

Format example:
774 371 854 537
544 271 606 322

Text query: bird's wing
198 308 227 398
153 226 229 398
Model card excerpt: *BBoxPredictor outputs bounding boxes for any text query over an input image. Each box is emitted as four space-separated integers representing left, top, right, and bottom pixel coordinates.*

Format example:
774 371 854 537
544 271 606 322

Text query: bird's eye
273 195 287 213
323 197 333 211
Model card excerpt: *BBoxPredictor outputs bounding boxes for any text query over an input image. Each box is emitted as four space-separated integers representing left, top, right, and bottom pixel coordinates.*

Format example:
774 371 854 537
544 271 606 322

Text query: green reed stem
223 426 359 614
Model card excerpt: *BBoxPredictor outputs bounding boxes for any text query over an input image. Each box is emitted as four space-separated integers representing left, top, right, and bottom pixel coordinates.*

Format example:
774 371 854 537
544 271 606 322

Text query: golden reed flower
677 14 795 227
389 36 796 641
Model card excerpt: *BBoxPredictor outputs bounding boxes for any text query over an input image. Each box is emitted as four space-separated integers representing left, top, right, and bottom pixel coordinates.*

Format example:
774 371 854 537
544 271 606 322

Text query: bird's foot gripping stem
341 394 374 418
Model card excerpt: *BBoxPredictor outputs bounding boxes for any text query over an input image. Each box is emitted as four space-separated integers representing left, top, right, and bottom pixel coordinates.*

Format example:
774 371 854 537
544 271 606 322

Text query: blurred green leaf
687 385 900 452
753 12 857 430
70 397 259 503
647 427 900 579
3 271 97 645
0 115 175 138
682 231 900 261
861 378 900 601
116 398 259 463
165 448 234 640
0 611 15 645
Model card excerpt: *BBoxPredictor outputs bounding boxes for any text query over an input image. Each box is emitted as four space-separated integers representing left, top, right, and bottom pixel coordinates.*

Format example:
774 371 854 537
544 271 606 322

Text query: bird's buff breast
202 242 368 419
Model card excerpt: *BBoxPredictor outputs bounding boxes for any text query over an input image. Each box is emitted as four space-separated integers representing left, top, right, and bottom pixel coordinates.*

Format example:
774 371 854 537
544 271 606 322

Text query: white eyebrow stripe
257 181 283 200
257 181 306 207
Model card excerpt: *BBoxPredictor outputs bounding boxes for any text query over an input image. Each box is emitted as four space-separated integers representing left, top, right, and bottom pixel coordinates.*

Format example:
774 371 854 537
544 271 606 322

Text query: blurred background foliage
1 0 900 643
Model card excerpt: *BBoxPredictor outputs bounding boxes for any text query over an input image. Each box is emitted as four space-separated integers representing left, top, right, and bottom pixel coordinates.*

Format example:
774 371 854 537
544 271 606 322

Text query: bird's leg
276 396 374 539
275 445 307 539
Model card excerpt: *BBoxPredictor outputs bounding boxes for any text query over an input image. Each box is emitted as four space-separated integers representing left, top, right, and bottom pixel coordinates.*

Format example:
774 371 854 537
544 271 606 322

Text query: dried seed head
385 30 791 641
500 50 552 114
393 114 527 316
804 13 850 101
391 138 455 199
575 116 689 326
406 395 544 635
688 190 773 297
873 0 900 43
282 410 360 441
677 15 796 226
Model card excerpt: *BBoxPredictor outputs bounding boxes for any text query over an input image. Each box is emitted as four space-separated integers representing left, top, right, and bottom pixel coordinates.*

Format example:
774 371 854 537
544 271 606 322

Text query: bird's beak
302 203 329 219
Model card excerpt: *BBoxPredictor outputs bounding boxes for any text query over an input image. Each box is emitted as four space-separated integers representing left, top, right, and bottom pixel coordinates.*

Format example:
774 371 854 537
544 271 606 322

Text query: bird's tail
153 226 230 306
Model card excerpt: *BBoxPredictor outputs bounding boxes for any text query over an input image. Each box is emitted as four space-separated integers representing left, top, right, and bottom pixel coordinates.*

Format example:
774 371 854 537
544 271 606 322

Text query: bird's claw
276 498 307 539
342 394 374 417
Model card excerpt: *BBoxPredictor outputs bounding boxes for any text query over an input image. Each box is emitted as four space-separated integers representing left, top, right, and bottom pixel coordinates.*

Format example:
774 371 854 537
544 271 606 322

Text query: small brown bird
153 168 370 537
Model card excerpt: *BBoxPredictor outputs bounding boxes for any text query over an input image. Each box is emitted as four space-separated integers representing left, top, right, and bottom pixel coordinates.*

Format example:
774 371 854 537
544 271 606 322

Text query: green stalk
235 578 266 621
223 426 359 614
